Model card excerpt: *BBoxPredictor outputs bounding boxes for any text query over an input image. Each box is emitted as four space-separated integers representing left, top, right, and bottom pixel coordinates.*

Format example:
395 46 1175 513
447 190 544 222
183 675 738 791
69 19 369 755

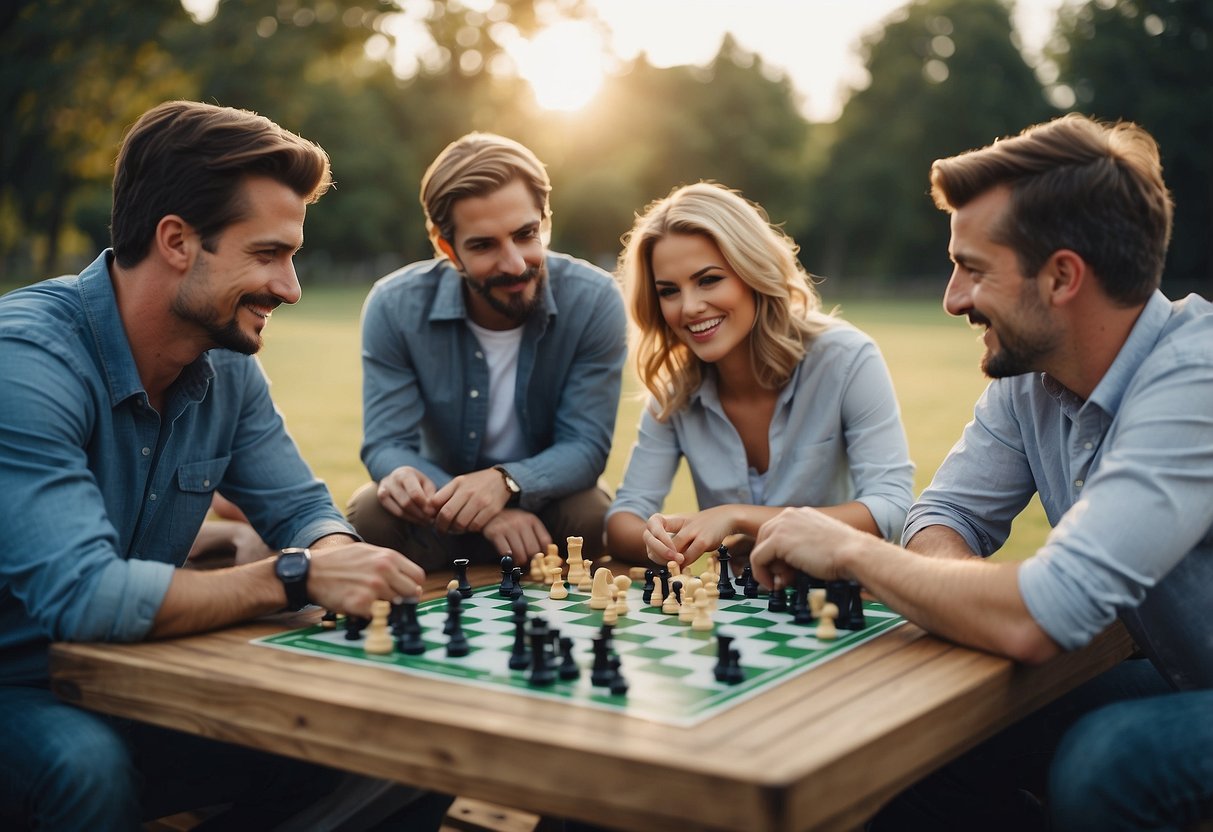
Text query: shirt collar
1085 290 1172 416
78 249 215 410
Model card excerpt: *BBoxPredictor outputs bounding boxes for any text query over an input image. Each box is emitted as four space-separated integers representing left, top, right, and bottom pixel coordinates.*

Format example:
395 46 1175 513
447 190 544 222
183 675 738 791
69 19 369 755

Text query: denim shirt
0 251 353 684
905 291 1213 689
608 323 915 541
359 253 627 511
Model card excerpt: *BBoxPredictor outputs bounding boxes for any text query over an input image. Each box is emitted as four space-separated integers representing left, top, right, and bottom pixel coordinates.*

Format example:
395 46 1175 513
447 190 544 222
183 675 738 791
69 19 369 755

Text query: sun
514 21 607 112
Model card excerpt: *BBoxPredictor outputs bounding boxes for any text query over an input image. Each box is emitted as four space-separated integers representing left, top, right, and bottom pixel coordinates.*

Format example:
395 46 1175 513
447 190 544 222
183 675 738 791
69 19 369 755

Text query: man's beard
463 262 546 325
171 259 277 355
972 304 1058 379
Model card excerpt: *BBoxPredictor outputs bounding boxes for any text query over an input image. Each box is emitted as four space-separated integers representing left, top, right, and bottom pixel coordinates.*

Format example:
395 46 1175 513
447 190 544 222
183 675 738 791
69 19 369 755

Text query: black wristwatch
495 466 521 507
275 547 311 611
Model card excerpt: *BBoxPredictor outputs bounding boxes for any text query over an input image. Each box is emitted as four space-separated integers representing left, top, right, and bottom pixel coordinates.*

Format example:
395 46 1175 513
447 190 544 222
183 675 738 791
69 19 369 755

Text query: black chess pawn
510 567 524 598
445 589 469 657
845 580 867 630
767 584 788 613
509 614 530 670
714 632 736 683
558 636 580 681
396 600 426 655
723 647 745 685
716 546 737 600
658 565 672 603
607 655 628 696
511 593 529 624
792 572 814 625
456 560 473 599
642 568 655 605
498 555 515 597
590 637 614 686
320 609 339 629
741 565 759 598
527 619 556 686
344 614 369 640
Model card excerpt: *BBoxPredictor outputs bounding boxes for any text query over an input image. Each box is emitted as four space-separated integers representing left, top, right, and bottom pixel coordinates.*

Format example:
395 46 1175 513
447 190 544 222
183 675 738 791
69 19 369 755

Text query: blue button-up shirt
905 291 1213 689
359 253 627 511
0 251 353 684
608 323 915 541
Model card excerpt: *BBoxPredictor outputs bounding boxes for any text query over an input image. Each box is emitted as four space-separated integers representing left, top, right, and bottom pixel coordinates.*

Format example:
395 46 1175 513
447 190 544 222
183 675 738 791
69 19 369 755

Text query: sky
181 0 1070 122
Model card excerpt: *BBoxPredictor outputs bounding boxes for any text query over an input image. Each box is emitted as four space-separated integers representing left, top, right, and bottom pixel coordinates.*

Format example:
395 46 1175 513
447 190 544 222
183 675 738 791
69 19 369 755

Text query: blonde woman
606 182 914 568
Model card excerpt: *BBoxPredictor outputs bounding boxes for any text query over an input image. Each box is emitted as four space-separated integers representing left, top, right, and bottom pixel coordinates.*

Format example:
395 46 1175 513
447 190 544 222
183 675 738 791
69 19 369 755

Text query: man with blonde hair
752 114 1213 830
348 133 626 572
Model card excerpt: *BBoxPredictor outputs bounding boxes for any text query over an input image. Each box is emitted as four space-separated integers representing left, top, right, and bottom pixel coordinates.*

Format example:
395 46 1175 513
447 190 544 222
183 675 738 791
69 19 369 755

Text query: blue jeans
0 684 452 831
868 658 1213 831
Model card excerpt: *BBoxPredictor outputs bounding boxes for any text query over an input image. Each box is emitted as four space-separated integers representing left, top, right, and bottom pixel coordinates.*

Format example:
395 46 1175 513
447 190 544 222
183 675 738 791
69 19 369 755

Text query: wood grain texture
50 566 1134 832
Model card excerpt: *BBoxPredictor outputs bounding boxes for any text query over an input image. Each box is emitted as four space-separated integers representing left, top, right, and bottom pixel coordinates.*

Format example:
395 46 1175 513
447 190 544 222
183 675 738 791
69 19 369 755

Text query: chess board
253 582 904 726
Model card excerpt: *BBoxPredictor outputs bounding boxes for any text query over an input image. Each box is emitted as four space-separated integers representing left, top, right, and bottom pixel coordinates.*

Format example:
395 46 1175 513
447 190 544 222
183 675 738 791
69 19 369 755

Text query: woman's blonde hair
619 182 832 421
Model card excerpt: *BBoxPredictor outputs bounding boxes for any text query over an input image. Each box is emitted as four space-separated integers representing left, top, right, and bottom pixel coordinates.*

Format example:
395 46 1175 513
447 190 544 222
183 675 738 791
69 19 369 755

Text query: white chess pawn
809 588 826 617
363 599 393 654
702 571 720 610
816 602 839 640
602 585 619 625
679 579 698 622
612 575 631 616
549 565 569 600
650 572 665 608
529 551 546 582
691 588 713 632
663 579 682 615
577 559 594 593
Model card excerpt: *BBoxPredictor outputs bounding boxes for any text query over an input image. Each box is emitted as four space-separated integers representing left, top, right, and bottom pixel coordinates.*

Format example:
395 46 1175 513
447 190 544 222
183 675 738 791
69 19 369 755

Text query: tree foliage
1050 0 1213 289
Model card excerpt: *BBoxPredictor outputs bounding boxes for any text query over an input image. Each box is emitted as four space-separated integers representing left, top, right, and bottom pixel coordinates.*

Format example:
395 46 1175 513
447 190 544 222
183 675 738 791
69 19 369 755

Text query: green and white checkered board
253 582 904 726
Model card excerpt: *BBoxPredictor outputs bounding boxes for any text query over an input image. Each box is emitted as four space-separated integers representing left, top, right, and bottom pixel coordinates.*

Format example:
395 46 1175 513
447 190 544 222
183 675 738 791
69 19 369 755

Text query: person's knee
30 715 138 827
542 486 611 559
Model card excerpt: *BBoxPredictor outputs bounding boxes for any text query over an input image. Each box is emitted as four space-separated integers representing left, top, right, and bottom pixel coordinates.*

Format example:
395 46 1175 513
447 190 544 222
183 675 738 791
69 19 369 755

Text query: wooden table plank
49 567 1135 832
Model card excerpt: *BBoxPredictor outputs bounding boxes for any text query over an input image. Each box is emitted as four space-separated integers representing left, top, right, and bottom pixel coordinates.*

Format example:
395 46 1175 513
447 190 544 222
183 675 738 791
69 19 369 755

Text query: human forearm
605 511 648 563
904 524 980 559
150 560 285 638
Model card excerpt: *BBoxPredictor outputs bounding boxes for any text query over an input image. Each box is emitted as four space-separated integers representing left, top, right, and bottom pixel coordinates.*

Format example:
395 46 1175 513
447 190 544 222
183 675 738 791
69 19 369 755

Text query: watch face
277 552 309 579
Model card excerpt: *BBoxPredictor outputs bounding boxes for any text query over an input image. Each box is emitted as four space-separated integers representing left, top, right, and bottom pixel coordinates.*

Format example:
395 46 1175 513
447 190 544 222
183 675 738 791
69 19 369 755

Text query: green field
259 284 1048 562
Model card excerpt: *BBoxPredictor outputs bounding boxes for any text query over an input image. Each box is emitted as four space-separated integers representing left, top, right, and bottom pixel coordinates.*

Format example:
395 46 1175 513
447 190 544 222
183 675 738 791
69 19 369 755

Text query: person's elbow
1000 618 1064 665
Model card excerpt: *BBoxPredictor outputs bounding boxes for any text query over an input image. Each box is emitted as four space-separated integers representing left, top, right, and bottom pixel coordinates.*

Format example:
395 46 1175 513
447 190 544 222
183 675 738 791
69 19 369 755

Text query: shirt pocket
167 455 233 562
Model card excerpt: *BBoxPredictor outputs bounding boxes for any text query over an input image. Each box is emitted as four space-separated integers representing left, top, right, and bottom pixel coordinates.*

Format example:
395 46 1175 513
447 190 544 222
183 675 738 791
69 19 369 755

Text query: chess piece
577 559 594 593
527 619 556 686
456 560 473 599
558 636 580 681
589 567 613 609
612 575 631 616
741 565 759 598
529 550 546 582
642 568 655 605
566 536 586 586
816 602 839 641
602 586 619 625
363 599 393 654
702 571 719 610
445 589 469 656
497 556 514 597
691 588 713 632
549 564 569 600
395 599 425 655
716 545 737 600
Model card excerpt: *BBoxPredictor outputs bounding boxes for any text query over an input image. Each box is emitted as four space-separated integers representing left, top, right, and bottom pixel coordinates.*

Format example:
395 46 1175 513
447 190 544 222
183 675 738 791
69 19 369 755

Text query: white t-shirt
466 319 527 464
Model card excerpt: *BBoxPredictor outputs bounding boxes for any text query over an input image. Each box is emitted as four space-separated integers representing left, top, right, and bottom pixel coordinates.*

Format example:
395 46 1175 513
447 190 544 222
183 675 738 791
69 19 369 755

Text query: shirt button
469 431 477 439
1074 479 1084 488
141 447 151 456
1083 442 1093 450
475 351 484 359
469 389 480 398
203 479 211 487
149 493 157 501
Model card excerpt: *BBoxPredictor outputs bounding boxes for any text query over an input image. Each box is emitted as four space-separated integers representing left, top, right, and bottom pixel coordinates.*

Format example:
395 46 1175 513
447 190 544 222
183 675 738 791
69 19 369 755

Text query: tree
811 0 1052 284
1050 0 1213 291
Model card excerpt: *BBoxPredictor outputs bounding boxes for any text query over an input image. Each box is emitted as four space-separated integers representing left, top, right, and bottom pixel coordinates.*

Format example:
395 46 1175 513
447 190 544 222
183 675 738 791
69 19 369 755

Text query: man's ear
155 215 196 272
1040 249 1087 307
434 235 459 266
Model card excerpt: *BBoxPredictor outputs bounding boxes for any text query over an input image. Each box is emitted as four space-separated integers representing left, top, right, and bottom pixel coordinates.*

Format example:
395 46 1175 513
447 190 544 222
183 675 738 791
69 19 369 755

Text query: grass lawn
259 284 1049 562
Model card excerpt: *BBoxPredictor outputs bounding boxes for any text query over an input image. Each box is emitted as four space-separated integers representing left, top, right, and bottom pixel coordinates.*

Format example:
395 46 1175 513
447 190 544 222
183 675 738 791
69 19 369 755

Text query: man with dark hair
346 132 626 573
751 113 1213 830
0 101 449 829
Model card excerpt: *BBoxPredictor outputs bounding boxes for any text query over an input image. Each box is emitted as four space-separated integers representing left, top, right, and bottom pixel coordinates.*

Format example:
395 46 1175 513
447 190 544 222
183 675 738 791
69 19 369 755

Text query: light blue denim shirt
0 251 353 684
608 323 915 541
905 291 1213 689
360 253 627 511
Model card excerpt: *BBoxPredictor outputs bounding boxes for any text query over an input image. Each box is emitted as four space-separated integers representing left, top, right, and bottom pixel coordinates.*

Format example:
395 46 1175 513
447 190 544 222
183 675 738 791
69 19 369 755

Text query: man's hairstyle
930 113 1173 305
111 100 332 268
420 132 551 256
619 182 833 421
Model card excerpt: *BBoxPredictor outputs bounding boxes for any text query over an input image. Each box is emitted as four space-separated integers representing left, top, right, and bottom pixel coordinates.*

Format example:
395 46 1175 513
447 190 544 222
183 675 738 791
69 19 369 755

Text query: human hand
376 466 438 524
482 509 551 567
307 543 426 617
750 507 860 590
644 507 737 567
430 468 509 534
230 522 276 565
